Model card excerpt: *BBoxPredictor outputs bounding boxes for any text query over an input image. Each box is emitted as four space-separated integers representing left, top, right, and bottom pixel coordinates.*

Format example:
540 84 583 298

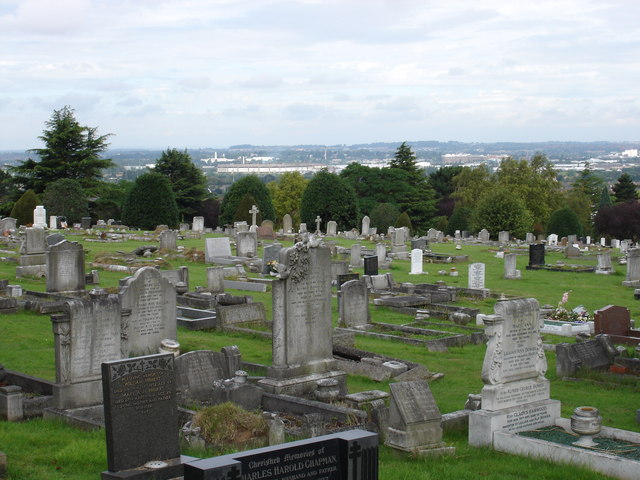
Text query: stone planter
571 406 602 447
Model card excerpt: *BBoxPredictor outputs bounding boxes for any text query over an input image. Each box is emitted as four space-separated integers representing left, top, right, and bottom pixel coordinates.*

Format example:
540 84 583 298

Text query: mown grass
1 232 638 479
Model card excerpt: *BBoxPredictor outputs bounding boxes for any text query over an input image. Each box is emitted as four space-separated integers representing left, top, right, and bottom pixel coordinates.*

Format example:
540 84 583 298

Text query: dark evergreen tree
90 181 132 222
153 148 207 220
394 212 413 233
571 163 604 214
599 185 613 208
546 207 583 238
389 141 421 177
234 193 261 225
11 106 113 194
612 173 638 204
369 203 400 234
198 196 221 229
219 175 275 226
121 173 179 229
42 179 88 224
10 189 39 227
447 206 473 235
299 170 359 231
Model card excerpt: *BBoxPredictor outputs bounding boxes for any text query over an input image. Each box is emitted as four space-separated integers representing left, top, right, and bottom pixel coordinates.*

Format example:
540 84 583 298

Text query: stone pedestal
0 385 24 421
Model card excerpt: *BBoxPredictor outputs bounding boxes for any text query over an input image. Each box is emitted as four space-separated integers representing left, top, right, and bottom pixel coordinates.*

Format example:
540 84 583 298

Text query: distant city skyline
1 0 639 150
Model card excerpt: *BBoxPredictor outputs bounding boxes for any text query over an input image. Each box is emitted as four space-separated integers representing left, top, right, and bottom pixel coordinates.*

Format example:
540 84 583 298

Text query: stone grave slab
205 237 232 262
339 278 370 328
555 335 619 377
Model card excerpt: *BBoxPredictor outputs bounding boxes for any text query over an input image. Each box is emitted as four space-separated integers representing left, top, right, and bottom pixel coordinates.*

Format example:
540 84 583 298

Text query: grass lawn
1 232 638 479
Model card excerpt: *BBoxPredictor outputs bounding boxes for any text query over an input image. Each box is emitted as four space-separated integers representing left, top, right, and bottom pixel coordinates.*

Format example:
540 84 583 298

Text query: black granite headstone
411 238 428 251
528 243 545 266
81 217 92 229
363 256 378 276
102 353 180 474
184 429 378 480
337 273 359 290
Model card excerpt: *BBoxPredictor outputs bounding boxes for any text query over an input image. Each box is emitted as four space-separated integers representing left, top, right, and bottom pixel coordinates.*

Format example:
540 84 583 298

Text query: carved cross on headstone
249 205 259 227
315 215 322 233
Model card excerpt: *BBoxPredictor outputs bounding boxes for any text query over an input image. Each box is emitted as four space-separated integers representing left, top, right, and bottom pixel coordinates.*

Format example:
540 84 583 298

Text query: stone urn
571 406 602 447
314 378 340 403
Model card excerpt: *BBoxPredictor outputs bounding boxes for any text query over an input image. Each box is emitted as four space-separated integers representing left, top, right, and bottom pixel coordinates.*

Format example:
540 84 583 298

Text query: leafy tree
234 193 261 224
369 203 400 234
595 203 640 240
90 181 132 222
121 172 179 229
451 165 494 208
153 148 207 220
447 206 473 235
429 166 464 217
389 142 422 177
563 188 593 237
11 106 113 194
571 162 604 215
599 185 613 208
471 187 533 239
546 207 583 238
198 196 221 229
300 170 359 231
10 189 39 226
394 212 413 233
0 169 18 217
612 173 638 204
41 179 88 224
268 172 307 225
219 175 275 226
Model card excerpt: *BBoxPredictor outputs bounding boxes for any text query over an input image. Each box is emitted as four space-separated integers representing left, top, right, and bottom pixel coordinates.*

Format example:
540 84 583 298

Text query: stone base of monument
493 418 640 480
468 398 561 447
15 265 46 278
258 371 347 397
101 455 198 480
51 380 104 410
385 426 456 458
622 280 640 287
43 405 104 430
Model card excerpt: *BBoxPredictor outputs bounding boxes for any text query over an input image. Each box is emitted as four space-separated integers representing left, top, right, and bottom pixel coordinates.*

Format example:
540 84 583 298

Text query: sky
1 0 639 150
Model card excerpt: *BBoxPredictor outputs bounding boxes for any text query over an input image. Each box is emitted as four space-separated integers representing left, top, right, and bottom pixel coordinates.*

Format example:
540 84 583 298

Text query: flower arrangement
267 260 279 274
548 291 591 323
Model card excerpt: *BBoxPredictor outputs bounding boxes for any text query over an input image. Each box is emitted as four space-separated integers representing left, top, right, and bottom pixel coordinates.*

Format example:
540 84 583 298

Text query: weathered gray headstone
503 253 521 280
102 353 183 478
205 237 232 262
192 216 205 232
547 233 558 246
498 231 509 244
282 214 293 234
623 248 640 287
596 251 613 274
51 292 121 409
33 205 47 228
119 267 177 357
206 267 225 293
326 220 337 236
236 231 257 257
555 335 618 377
46 240 85 292
350 244 362 267
410 249 422 275
468 263 485 289
0 217 16 234
262 243 282 275
361 216 370 236
175 350 228 404
159 230 178 250
339 278 370 328
478 229 490 242
259 236 345 396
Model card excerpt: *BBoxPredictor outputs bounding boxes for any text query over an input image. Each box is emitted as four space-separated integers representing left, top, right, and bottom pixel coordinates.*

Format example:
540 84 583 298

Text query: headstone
179 222 189 231
586 236 591 245
498 231 509 244
468 263 485 289
81 216 92 229
257 220 275 240
503 253 521 280
528 244 545 266
102 353 184 479
326 220 337 236
0 217 16 234
555 335 618 377
46 240 85 292
49 215 58 230
262 243 282 275
249 205 259 227
469 298 561 447
385 380 454 457
595 251 613 274
375 243 387 265
361 216 370 236
315 215 322 234
622 248 640 287
299 222 307 234
363 256 378 276
409 249 423 275
206 267 225 293
350 244 362 267
16 226 47 278
547 234 558 246
119 266 177 357
20 226 46 254
258 237 345 396
0 385 23 421
478 229 490 242
236 231 257 257
33 205 46 227
339 278 370 328
525 232 535 243
594 305 631 337
235 221 249 233
174 350 231 404
567 234 577 245
411 237 428 251
205 237 232 262
51 292 121 409
159 230 178 250
46 232 65 246
337 273 359 290
282 214 293 234
391 227 408 253
184 430 378 480
192 216 205 232
560 236 568 246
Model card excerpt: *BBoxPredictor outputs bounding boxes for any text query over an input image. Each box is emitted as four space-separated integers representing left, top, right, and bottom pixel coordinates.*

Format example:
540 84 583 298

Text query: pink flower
561 292 569 304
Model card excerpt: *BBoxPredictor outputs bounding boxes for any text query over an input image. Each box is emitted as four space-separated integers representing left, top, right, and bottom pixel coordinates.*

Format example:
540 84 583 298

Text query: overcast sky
1 0 639 150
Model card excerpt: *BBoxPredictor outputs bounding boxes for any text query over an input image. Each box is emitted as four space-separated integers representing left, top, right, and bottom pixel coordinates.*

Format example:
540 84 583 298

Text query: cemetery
1 218 640 480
